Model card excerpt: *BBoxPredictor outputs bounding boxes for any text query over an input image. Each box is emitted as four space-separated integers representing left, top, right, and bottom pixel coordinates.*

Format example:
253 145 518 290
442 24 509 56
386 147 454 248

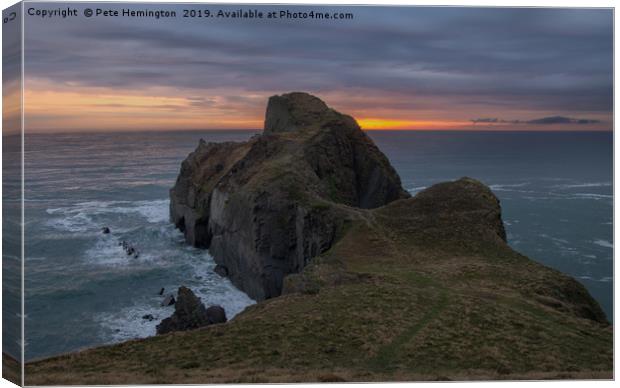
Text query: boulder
156 286 220 335
206 305 227 324
101 227 110 234
170 92 410 300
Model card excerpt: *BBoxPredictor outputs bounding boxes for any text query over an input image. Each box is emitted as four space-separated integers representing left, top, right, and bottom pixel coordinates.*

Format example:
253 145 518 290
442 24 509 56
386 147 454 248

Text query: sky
14 4 614 132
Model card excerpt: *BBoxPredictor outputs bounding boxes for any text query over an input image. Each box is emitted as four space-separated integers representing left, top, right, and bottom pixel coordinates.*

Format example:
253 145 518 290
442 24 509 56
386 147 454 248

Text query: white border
0 1 616 388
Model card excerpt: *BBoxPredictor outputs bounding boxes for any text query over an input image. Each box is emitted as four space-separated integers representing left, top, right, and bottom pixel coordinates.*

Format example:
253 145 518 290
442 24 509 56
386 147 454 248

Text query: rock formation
160 294 175 307
170 92 409 300
156 286 227 335
205 305 227 324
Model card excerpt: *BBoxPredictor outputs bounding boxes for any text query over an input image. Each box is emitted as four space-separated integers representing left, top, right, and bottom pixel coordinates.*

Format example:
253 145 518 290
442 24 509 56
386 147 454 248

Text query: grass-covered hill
26 177 611 384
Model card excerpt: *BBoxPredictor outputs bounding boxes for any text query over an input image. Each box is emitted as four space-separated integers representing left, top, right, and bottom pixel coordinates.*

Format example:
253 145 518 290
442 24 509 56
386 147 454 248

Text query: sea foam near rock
45 198 255 344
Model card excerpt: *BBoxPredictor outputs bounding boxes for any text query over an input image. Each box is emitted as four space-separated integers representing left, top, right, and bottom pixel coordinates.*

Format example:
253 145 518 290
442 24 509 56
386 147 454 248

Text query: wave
593 239 613 249
578 275 613 283
554 182 612 189
538 233 569 245
43 198 257 344
521 193 613 202
407 186 427 194
46 199 169 234
489 182 531 192
96 253 255 343
571 193 613 200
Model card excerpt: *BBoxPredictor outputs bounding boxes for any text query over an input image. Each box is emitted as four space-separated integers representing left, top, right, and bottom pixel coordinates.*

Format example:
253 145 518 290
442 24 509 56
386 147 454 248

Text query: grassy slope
2 353 21 385
25 179 612 384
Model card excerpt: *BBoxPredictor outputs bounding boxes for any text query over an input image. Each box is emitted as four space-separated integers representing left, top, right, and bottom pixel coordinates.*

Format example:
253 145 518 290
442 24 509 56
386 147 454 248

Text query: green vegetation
25 179 612 384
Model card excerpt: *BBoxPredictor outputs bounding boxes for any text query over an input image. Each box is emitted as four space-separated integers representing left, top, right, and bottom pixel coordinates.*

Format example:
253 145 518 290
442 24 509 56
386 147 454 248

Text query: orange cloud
23 79 264 132
21 79 611 133
3 80 22 135
357 118 469 130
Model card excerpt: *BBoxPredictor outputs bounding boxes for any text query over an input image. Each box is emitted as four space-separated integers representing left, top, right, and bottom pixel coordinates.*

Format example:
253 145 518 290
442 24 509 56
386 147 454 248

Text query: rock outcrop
156 286 227 335
205 305 227 324
170 92 409 300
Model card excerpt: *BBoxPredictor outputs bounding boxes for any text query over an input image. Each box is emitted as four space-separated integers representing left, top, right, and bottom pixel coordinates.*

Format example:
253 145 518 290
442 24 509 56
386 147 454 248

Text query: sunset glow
357 118 469 130
16 5 611 133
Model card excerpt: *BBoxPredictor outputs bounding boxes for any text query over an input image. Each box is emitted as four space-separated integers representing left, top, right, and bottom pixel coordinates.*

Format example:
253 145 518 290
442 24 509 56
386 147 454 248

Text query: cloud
19 4 613 130
470 118 500 124
471 116 602 125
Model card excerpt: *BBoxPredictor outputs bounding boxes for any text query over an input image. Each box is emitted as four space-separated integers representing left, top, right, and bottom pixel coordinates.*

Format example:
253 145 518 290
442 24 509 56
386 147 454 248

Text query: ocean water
20 130 612 360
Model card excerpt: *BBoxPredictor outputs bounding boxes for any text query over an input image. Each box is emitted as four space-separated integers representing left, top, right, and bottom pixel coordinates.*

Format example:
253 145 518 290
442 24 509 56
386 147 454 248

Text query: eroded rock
170 92 409 300
156 286 226 335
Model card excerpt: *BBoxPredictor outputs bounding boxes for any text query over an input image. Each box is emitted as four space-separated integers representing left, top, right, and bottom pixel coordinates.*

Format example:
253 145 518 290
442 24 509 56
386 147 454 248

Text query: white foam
186 258 256 318
489 182 530 191
84 226 189 268
84 238 145 267
96 301 172 341
25 256 47 262
571 193 613 200
578 275 613 283
96 257 255 344
46 198 256 346
45 211 96 233
130 200 169 223
593 239 613 249
45 199 170 234
554 182 612 189
407 186 427 194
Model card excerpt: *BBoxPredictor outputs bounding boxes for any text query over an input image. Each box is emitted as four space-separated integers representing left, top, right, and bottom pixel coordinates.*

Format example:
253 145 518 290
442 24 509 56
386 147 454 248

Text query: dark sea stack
170 92 409 300
156 286 216 335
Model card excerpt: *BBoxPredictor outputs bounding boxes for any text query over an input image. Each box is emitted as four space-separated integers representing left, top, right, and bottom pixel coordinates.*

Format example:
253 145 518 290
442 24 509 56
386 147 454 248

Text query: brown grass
3 352 21 386
25 180 613 385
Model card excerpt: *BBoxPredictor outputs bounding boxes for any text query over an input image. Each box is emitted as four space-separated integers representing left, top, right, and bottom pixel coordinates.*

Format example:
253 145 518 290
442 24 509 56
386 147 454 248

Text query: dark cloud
22 4 613 116
527 116 601 125
471 116 601 125
470 118 500 124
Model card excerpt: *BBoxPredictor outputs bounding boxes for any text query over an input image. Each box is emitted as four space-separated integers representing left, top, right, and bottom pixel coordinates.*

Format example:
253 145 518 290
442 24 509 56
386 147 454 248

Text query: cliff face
170 92 409 300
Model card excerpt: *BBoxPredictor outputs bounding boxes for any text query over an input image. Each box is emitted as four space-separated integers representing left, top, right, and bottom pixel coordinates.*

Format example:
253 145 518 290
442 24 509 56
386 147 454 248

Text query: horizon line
5 127 613 136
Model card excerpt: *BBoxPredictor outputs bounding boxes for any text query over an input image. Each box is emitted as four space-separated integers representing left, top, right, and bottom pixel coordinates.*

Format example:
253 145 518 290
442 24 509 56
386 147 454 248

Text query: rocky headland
170 92 409 300
25 92 612 384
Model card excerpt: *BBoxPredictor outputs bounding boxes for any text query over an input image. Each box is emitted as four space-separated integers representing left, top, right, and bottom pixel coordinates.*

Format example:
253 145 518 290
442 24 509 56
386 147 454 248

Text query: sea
4 130 613 361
